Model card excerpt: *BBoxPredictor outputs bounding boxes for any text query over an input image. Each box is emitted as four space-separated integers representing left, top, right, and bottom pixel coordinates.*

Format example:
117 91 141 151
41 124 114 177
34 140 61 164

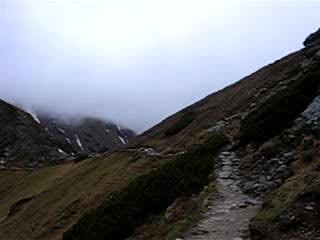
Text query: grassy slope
0 49 306 240
133 50 303 152
0 152 173 240
63 133 228 240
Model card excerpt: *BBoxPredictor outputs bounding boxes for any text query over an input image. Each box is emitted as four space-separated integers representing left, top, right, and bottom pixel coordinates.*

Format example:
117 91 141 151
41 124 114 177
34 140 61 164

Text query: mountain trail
182 146 261 240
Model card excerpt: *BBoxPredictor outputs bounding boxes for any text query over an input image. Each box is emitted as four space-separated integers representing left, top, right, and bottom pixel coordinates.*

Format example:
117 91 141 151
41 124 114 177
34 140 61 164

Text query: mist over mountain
0 2 319 132
36 112 136 155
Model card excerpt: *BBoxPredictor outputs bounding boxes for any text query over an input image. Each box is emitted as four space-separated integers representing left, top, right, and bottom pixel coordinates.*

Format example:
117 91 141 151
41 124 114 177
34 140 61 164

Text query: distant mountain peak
33 112 136 156
0 100 136 167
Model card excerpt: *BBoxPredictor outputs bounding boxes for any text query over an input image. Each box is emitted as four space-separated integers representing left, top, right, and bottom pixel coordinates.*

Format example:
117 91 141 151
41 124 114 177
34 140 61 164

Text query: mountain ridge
36 113 136 155
0 99 136 167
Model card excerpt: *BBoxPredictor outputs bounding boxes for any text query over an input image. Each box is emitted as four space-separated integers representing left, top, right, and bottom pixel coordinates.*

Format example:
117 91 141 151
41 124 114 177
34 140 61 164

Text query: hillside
0 100 67 167
133 48 304 153
0 28 320 240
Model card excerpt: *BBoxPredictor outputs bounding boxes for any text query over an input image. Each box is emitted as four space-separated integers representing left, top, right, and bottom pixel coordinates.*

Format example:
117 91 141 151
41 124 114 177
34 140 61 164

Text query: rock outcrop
304 28 320 47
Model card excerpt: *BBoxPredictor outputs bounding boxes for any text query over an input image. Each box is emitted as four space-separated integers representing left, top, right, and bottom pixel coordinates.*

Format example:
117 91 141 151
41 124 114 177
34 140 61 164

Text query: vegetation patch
240 65 320 144
165 111 196 137
166 183 216 240
125 184 216 240
63 132 228 240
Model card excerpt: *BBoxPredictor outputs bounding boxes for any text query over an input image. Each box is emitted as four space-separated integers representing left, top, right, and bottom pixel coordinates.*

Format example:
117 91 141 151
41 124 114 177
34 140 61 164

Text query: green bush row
63 132 228 240
165 111 196 137
240 65 320 144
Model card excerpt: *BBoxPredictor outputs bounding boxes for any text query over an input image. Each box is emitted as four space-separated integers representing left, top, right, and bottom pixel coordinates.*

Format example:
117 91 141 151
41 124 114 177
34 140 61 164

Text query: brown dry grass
134 50 304 152
0 152 172 240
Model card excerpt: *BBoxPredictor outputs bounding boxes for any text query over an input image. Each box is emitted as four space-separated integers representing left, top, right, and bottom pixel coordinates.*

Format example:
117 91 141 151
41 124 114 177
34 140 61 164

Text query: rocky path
182 147 261 240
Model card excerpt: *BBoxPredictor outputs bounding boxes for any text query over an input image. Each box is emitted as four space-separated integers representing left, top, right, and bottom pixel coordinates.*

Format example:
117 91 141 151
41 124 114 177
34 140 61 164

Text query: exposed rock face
295 95 320 136
37 114 136 155
303 28 320 58
0 100 67 167
304 28 320 47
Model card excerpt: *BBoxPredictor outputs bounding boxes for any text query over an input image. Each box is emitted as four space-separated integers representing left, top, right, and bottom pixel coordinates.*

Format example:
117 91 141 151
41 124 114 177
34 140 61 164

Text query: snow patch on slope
58 128 65 134
66 137 72 144
118 136 127 145
29 112 41 124
58 149 65 154
117 124 128 144
117 125 124 134
75 134 84 151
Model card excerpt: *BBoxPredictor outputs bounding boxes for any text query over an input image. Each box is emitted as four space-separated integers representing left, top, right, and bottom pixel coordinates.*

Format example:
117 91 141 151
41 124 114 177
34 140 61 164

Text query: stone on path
183 147 261 240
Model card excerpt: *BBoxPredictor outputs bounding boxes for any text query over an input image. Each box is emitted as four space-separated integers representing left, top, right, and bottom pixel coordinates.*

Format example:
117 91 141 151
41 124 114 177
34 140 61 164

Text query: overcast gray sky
0 1 319 132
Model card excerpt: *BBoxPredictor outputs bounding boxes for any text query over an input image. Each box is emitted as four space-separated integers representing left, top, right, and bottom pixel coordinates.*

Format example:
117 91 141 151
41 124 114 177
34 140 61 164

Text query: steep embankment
0 29 320 240
134 49 304 153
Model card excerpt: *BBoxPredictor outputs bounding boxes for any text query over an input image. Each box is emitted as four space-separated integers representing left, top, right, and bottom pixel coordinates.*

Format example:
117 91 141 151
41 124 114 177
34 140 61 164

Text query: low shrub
63 132 228 240
165 111 196 137
240 65 320 144
302 150 314 163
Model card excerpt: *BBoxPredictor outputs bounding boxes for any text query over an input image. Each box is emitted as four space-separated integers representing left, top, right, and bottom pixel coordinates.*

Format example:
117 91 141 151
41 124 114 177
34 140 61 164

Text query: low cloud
0 1 319 132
